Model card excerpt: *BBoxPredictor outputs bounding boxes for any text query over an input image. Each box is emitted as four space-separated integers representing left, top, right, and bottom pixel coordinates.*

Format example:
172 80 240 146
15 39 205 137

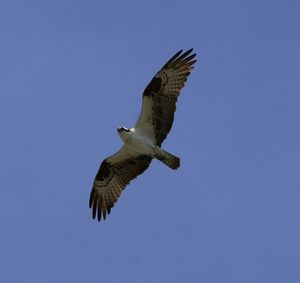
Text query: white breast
122 127 156 156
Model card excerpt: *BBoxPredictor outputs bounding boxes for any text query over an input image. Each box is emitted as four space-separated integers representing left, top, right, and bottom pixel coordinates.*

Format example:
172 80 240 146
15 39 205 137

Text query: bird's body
117 127 156 157
89 49 197 221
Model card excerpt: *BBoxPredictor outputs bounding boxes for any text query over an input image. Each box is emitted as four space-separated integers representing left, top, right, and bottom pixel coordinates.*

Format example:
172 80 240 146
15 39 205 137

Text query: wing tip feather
163 48 197 70
89 189 94 208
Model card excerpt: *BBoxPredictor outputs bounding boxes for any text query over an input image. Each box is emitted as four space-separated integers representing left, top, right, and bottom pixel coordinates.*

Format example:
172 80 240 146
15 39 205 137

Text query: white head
117 127 135 142
117 126 131 133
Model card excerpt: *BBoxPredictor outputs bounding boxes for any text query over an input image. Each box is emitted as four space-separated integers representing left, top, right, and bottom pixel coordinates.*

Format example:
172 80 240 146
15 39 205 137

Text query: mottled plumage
89 49 197 221
90 149 152 221
137 48 196 145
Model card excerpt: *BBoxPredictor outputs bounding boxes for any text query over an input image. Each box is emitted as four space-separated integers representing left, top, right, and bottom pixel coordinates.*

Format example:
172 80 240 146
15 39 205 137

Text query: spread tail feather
155 149 180 170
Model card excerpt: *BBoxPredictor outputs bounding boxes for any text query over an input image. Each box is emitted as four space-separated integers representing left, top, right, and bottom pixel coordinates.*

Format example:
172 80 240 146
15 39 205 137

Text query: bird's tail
155 148 180 170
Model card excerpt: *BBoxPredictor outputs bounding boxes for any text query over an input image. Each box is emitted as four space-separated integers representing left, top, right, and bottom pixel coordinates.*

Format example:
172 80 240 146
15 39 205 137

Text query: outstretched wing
135 49 197 146
89 146 152 221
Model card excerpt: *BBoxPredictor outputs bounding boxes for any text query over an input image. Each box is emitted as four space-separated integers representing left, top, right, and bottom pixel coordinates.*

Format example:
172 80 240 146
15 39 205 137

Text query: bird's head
117 127 133 142
117 126 130 133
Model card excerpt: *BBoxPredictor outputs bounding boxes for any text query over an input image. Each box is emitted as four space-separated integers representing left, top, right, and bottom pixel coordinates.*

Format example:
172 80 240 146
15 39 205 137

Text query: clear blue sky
1 0 299 282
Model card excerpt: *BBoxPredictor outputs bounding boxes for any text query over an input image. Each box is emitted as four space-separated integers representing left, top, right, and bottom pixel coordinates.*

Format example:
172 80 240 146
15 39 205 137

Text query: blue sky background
1 0 300 282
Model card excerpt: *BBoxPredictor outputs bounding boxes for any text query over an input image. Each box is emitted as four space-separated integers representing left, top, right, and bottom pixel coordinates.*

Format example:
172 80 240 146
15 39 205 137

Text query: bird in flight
89 49 197 221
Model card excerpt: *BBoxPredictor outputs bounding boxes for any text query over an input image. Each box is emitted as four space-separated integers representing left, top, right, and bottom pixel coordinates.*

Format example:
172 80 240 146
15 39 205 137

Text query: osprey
89 49 197 221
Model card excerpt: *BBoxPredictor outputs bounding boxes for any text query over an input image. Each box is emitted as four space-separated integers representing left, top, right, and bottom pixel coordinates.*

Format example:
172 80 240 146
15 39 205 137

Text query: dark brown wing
89 150 152 222
135 49 197 146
